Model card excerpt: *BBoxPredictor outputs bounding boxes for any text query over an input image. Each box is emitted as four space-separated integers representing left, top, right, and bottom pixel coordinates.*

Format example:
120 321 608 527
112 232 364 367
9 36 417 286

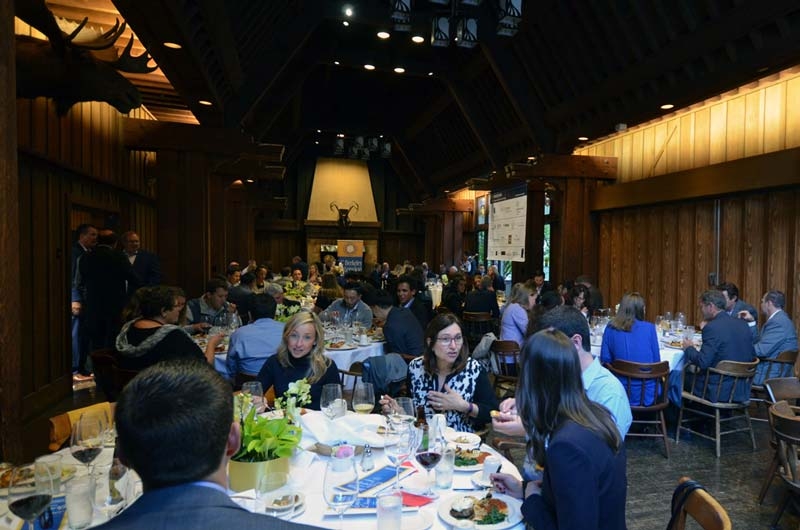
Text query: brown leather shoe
73 373 94 382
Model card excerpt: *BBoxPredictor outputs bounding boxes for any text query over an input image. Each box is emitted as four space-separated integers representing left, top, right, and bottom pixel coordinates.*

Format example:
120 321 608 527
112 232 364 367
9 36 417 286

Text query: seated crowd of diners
96 251 799 530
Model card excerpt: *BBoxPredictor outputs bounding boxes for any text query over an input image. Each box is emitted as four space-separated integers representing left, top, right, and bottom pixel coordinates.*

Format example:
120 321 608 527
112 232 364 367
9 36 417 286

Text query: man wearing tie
121 231 162 295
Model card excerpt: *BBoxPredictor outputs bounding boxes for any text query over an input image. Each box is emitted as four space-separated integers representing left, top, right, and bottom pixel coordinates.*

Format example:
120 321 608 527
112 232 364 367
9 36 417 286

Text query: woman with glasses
381 313 497 431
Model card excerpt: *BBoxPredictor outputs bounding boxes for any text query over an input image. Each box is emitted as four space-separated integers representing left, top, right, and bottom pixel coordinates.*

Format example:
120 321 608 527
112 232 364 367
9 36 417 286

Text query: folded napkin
401 491 434 507
299 411 387 449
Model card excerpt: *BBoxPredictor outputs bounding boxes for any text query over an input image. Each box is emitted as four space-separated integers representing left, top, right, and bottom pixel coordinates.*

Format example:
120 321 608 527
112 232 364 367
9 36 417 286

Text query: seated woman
256 310 340 410
565 284 591 320
491 329 627 530
115 286 222 371
441 273 466 317
380 313 497 432
500 283 535 348
600 292 661 405
313 272 343 313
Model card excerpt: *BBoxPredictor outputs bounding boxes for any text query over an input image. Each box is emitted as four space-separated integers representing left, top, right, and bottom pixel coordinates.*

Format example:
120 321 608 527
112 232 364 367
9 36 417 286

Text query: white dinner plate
470 471 492 488
662 342 685 350
444 431 481 449
262 492 305 517
326 343 358 351
403 510 434 530
437 493 523 530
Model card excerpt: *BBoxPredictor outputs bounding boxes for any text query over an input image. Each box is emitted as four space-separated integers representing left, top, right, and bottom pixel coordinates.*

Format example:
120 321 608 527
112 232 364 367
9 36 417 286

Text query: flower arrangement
231 393 302 463
275 303 302 322
274 378 311 424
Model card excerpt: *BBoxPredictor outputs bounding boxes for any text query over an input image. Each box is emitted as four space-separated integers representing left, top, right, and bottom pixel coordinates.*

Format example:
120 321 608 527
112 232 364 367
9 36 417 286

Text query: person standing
121 231 162 297
71 224 98 380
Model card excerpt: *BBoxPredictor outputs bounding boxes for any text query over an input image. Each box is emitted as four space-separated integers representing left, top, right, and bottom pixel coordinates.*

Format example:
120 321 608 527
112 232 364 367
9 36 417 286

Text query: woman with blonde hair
256 310 339 409
500 282 535 348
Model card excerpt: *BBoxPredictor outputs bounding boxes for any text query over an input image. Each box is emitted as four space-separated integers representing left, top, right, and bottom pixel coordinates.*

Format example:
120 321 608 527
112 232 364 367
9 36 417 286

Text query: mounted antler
330 201 359 230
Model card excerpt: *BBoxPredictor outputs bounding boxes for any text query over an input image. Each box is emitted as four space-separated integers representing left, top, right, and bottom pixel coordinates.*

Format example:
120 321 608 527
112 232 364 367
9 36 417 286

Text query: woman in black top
256 310 339 410
115 286 222 371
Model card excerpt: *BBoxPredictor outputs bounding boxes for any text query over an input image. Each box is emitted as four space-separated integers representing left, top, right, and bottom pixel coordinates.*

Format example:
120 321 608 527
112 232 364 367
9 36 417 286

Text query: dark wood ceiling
44 0 800 199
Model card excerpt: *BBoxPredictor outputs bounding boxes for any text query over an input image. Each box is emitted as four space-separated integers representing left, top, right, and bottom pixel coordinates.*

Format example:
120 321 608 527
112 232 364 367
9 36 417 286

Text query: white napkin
299 411 387 448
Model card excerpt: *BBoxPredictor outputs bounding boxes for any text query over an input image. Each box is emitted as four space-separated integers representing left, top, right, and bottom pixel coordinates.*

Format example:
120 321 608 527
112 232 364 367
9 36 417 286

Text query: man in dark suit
717 281 758 321
678 289 756 402
464 276 500 318
740 290 799 384
363 287 424 356
121 231 161 296
94 360 319 530
78 230 139 351
71 223 97 379
531 270 553 305
395 274 431 331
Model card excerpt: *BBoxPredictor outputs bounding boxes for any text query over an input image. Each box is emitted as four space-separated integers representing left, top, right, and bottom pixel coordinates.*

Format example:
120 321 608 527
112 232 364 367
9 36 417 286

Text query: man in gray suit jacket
94 361 318 530
741 290 799 384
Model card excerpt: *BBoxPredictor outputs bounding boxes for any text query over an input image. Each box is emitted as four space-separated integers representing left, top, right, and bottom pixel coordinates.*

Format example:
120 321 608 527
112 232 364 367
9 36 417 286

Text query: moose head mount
330 201 359 231
15 0 157 115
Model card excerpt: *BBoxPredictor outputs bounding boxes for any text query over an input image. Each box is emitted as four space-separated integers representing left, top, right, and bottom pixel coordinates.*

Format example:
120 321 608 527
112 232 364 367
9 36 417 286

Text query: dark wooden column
0 0 23 459
410 199 473 269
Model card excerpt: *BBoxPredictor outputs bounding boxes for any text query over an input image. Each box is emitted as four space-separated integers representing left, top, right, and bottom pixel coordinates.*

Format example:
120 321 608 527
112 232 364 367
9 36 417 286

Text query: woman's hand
427 385 468 413
379 394 399 414
490 473 524 499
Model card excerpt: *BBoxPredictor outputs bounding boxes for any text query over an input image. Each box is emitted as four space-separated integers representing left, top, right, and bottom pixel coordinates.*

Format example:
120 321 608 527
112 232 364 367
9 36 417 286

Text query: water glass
352 382 375 414
376 489 403 530
92 460 131 520
241 382 265 413
482 455 502 482
321 384 343 419
65 476 95 530
35 455 62 493
323 449 358 528
435 445 455 489
683 326 696 341
389 397 416 426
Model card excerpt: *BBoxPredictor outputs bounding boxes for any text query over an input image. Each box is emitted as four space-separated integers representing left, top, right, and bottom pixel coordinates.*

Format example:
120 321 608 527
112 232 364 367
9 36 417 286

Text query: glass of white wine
352 382 375 414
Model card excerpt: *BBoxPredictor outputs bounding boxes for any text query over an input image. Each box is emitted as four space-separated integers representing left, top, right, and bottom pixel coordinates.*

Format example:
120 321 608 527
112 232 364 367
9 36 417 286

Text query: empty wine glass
241 381 265 413
414 425 442 497
388 397 416 427
71 412 107 471
352 382 375 414
9 463 54 530
323 448 359 529
384 424 415 490
321 383 343 420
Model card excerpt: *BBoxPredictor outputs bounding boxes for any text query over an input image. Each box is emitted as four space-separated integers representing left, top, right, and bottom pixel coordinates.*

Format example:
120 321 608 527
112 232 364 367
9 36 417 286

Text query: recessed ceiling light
577 136 588 141
334 61 340 65
344 7 353 17
660 103 674 110
198 100 212 106
314 141 319 145
427 71 433 76
364 64 375 70
316 129 321 133
412 35 424 44
342 20 349 27
377 31 390 39
337 133 345 138
394 67 405 74
163 41 181 49
527 156 537 160
245 178 254 183
379 134 383 138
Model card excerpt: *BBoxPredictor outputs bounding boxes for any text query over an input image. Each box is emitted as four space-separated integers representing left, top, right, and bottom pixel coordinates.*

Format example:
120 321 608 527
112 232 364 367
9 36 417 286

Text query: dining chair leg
658 410 670 459
757 452 779 504
715 409 721 458
675 403 685 443
745 410 757 450
771 490 791 528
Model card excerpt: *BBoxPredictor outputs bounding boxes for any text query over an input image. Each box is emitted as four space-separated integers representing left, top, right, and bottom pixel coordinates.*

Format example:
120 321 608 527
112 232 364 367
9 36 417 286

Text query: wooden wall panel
741 196 766 306
675 205 694 317
720 197 743 285
645 209 663 316
787 77 800 149
767 192 792 292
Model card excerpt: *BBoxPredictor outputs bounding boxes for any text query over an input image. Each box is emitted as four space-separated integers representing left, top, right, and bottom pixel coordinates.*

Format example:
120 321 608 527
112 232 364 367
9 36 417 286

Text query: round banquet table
233 410 525 530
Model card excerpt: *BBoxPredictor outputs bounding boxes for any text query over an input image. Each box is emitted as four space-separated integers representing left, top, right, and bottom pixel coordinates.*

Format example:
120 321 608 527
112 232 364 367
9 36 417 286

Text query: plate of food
0 465 33 497
326 341 357 351
454 448 492 472
663 340 685 350
439 492 522 530
262 492 306 517
444 431 482 449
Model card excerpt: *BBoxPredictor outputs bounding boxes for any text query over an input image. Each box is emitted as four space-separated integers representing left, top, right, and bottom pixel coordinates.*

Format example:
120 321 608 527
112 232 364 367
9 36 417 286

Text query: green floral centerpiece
275 303 302 322
228 392 303 491
274 378 311 425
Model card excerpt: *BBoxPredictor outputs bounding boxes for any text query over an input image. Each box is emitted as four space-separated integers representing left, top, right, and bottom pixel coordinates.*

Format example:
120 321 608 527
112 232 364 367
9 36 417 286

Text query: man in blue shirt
226 294 284 380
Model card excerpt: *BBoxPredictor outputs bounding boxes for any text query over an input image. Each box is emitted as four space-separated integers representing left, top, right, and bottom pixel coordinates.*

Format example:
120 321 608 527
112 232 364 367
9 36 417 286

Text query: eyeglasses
436 335 464 345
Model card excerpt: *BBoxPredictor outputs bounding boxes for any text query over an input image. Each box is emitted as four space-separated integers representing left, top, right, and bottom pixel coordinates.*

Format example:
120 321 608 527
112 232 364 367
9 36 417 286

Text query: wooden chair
48 402 114 452
339 361 363 398
462 311 495 352
758 378 800 503
751 350 798 417
668 476 732 530
768 401 800 528
675 359 758 458
489 340 521 399
606 359 671 458
491 437 526 462
89 348 118 401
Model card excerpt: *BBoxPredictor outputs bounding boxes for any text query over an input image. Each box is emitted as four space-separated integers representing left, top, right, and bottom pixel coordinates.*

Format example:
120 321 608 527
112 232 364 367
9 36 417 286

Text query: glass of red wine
414 424 442 497
8 463 54 530
71 412 106 471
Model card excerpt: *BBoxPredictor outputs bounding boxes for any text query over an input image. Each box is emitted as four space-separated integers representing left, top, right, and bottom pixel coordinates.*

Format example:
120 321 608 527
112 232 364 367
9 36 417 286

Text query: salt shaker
361 444 374 472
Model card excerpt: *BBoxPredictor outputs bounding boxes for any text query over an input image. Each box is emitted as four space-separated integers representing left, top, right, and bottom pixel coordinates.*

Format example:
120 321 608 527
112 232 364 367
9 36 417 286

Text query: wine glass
414 424 442 497
352 382 375 414
384 424 415 490
71 412 107 471
321 383 343 420
241 381 265 413
388 397 416 427
323 449 359 529
9 463 54 530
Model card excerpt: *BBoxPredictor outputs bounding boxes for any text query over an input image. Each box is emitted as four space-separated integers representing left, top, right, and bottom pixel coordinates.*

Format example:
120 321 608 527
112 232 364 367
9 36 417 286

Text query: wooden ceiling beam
122 118 284 159
197 0 244 91
504 155 617 180
392 137 433 199
411 198 474 213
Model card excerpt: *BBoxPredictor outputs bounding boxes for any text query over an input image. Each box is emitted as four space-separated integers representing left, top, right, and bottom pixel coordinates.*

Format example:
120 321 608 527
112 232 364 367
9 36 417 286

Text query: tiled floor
496 415 800 529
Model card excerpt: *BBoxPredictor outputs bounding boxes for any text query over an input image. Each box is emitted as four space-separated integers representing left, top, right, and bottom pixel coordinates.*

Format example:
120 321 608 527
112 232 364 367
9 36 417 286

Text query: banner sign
487 184 528 262
337 240 364 272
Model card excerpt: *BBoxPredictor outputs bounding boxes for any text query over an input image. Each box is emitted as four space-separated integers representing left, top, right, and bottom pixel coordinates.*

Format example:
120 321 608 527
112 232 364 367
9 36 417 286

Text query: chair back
490 340 521 378
765 377 800 404
607 359 669 410
684 359 758 404
770 401 800 487
754 349 798 387
361 354 408 397
339 361 364 395
48 402 113 452
462 311 495 350
669 477 732 530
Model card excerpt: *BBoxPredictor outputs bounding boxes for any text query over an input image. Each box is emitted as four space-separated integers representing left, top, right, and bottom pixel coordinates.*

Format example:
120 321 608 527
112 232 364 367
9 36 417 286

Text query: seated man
395 274 431 331
320 283 373 328
677 289 756 402
266 282 301 309
740 290 798 384
226 294 285 380
464 276 500 318
186 278 236 330
227 272 257 324
717 281 758 321
95 360 317 530
363 288 424 356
